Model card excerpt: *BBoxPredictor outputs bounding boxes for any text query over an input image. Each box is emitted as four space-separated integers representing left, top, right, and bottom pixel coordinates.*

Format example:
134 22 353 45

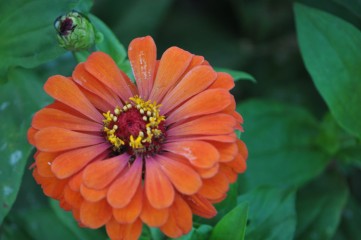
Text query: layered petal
160 65 217 114
107 157 142 208
80 199 112 229
83 154 129 190
44 75 103 122
73 63 121 107
157 154 202 195
106 218 143 240
160 194 192 238
113 182 143 224
84 52 135 101
140 195 169 227
167 88 232 124
51 143 109 179
149 47 193 102
145 157 175 209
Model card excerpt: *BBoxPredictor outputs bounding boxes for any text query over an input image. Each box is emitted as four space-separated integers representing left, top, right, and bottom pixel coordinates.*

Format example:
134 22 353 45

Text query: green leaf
294 3 361 139
333 0 361 19
335 196 361 240
89 14 127 67
6 207 78 240
295 171 349 240
0 0 93 83
237 99 330 189
210 202 248 240
0 68 51 224
214 67 256 82
238 187 297 240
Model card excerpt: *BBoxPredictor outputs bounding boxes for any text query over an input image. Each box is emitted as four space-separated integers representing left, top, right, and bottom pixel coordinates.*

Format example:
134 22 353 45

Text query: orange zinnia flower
28 36 248 239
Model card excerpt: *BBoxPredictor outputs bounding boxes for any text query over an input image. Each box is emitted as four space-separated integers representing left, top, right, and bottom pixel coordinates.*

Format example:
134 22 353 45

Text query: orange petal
169 133 237 143
80 199 112 229
237 139 248 160
80 87 114 113
225 154 247 173
44 75 103 122
163 141 219 168
140 194 169 227
35 127 105 152
149 47 193 102
113 182 143 224
33 171 67 200
160 194 192 238
84 52 135 101
63 185 83 209
83 154 129 190
184 194 217 219
145 157 175 209
51 143 109 179
32 108 102 132
219 164 238 183
80 184 107 202
107 157 142 208
198 172 229 200
157 154 202 195
161 65 217 114
210 141 238 163
106 218 143 240
209 72 235 90
73 63 121 107
167 89 231 124
27 127 37 145
195 163 219 179
68 171 82 192
184 55 205 73
35 151 60 177
168 113 236 137
128 36 157 99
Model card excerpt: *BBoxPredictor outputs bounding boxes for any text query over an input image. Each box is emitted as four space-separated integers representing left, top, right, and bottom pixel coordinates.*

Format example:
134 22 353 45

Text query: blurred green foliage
1 0 361 239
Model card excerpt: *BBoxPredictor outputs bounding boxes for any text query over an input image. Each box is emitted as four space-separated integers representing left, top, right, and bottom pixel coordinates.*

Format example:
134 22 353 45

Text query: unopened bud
54 10 95 51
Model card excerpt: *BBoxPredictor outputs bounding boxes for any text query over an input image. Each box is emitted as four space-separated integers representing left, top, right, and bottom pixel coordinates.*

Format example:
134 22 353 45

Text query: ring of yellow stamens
102 95 165 154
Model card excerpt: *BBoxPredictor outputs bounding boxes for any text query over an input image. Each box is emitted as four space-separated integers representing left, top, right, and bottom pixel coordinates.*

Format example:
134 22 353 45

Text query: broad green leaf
238 187 296 240
336 146 361 168
294 3 361 139
237 100 330 189
333 0 361 19
210 202 248 240
0 68 50 224
214 67 256 82
335 196 361 240
295 172 349 240
174 225 213 240
89 14 127 67
5 207 77 240
0 0 93 83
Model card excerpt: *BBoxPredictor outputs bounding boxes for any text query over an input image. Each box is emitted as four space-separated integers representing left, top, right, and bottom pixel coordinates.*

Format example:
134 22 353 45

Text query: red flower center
102 96 166 156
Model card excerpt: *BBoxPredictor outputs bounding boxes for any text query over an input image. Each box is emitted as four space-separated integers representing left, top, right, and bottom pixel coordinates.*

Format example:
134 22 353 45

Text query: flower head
28 36 248 239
